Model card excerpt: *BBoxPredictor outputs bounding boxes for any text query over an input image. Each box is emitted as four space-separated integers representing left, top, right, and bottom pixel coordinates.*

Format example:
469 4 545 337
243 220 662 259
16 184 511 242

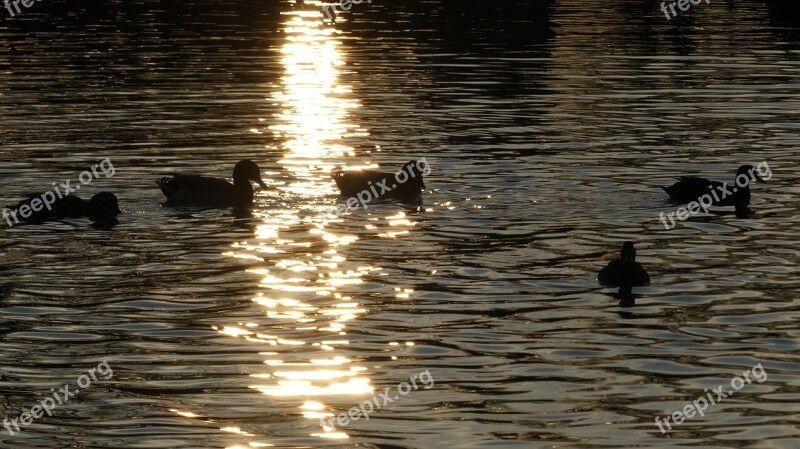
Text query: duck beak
257 179 267 189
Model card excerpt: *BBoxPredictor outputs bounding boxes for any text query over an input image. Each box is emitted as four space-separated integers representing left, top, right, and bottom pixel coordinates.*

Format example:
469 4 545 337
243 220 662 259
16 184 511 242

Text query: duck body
598 242 650 287
51 195 91 218
6 192 120 223
7 195 54 223
333 160 427 203
662 165 764 214
662 177 751 206
158 160 267 208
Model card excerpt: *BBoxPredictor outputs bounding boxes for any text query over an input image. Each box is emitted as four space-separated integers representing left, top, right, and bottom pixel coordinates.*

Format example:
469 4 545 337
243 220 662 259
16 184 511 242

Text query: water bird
662 164 766 216
597 242 650 287
332 160 427 203
5 192 121 224
157 160 267 208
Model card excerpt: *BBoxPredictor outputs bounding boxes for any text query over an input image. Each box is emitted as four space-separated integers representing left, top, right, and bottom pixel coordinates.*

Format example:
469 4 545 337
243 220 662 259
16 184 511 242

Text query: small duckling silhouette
597 242 650 287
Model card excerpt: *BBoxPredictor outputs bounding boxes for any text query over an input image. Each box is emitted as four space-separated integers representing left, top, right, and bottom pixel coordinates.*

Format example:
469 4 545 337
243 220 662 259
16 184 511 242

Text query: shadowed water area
1 0 800 448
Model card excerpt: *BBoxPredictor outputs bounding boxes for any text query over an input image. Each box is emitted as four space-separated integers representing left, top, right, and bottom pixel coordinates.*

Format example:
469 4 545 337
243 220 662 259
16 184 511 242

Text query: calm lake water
2 0 800 448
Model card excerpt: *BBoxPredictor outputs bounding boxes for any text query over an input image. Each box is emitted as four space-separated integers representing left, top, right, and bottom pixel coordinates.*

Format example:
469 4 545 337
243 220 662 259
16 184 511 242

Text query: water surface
1 1 800 448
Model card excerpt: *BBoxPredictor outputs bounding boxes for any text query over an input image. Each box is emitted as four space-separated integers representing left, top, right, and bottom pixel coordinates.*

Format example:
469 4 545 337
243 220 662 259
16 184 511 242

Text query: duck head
620 241 636 262
88 192 121 219
401 159 428 189
736 165 766 183
233 160 267 189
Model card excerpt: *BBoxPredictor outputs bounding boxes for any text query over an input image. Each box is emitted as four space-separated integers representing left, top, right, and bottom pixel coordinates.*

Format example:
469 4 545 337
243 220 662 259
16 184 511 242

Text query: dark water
1 0 800 448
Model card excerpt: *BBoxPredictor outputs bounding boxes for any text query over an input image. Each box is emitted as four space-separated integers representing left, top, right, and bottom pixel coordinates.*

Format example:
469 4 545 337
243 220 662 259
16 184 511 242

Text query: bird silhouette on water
598 242 650 287
598 242 650 307
662 164 766 217
332 159 427 204
5 192 121 224
158 160 267 208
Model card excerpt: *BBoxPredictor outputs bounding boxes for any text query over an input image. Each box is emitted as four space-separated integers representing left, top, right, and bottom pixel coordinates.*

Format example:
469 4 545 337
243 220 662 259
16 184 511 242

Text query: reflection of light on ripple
396 287 414 299
387 212 413 225
222 427 256 437
170 409 200 419
213 3 391 443
226 440 275 449
227 445 273 449
376 212 416 238
316 229 357 246
216 326 253 338
251 375 372 397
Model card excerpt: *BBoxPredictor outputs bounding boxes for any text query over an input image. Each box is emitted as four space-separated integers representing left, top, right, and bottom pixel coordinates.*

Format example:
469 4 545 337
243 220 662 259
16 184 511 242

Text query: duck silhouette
158 160 267 208
597 242 650 287
662 164 766 216
5 192 121 224
332 160 427 203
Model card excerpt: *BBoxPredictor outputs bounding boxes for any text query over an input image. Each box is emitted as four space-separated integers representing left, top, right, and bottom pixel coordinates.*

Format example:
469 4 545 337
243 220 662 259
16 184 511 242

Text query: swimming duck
4 192 121 224
597 242 650 287
332 160 427 203
157 160 267 208
662 164 765 215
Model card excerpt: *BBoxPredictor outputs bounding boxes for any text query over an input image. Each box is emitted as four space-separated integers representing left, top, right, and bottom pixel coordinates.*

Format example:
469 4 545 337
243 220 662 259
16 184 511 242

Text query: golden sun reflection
216 4 379 447
132 5 422 448
268 7 367 199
